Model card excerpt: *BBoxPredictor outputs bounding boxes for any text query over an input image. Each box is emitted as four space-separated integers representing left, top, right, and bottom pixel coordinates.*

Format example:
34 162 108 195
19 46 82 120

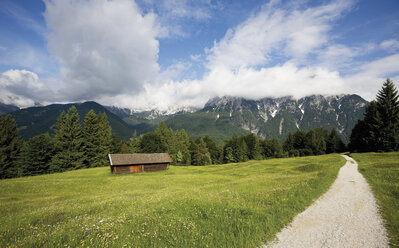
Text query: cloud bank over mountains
0 0 398 110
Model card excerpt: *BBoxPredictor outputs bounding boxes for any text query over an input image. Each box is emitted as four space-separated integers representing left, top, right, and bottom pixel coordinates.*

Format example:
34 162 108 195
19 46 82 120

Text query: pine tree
83 110 99 167
203 136 221 164
349 101 381 152
129 131 140 153
82 111 112 167
262 138 283 158
375 78 399 151
0 115 23 178
326 128 345 153
189 140 198 165
96 113 112 166
283 132 295 155
193 138 211 166
175 129 191 165
120 143 130 153
349 79 399 152
18 133 55 176
239 138 249 162
139 132 166 153
293 130 307 150
155 121 178 161
244 134 262 160
305 128 327 155
51 106 84 171
224 146 235 163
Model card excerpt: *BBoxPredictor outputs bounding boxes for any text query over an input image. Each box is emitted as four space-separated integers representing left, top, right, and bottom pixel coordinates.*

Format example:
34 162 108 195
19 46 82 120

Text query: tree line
0 107 113 178
0 108 345 179
1 79 397 179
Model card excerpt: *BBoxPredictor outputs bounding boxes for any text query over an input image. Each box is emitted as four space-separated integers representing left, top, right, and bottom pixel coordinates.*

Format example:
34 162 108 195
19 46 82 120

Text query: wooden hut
108 153 173 174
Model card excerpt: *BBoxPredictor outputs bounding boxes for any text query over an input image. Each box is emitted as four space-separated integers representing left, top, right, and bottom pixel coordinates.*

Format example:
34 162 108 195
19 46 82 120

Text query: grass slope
351 152 399 247
0 154 344 247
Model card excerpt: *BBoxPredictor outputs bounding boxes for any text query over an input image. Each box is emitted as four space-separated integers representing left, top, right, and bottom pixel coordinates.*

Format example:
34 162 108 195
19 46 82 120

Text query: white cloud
2 0 398 112
380 39 399 51
43 0 161 101
0 69 47 107
206 0 354 69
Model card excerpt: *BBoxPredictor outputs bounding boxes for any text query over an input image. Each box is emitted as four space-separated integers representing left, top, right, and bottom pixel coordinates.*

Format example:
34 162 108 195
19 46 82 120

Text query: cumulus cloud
1 0 398 112
43 0 161 101
0 69 50 107
206 0 354 69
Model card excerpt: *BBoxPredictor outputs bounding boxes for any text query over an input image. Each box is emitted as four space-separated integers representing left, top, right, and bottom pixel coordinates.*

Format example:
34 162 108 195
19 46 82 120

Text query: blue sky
0 0 398 111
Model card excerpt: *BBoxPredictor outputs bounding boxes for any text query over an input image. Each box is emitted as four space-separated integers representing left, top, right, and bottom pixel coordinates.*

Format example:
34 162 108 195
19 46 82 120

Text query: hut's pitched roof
108 153 173 166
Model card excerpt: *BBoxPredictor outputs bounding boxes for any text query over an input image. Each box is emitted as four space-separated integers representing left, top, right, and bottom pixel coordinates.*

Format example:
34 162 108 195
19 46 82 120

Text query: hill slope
10 101 133 140
0 102 19 115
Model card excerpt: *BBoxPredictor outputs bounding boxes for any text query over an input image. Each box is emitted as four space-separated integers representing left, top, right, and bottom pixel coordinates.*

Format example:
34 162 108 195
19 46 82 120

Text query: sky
0 0 398 111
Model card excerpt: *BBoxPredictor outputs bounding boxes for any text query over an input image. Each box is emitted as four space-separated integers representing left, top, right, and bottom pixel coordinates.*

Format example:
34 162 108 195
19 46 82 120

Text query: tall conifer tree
0 115 23 178
350 79 399 152
51 106 84 171
375 79 399 151
18 133 55 175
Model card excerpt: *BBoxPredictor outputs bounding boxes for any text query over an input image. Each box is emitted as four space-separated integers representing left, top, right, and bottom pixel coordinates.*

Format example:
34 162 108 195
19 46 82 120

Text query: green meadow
0 155 344 247
351 152 399 247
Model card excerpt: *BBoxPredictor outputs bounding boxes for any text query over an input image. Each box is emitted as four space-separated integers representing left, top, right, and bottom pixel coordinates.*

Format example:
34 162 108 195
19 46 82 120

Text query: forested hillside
8 101 133 140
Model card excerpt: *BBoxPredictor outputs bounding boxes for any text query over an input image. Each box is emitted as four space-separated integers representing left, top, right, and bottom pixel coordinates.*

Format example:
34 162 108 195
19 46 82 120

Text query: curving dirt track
263 155 389 248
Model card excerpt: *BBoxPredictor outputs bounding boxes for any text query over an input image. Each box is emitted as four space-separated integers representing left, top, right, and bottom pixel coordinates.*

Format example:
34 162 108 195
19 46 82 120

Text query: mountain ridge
9 101 134 140
164 94 368 142
5 94 368 143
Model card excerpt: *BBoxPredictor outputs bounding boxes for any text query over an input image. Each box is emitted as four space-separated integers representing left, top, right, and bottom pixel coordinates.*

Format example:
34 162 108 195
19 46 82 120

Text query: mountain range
6 101 133 140
1 94 368 143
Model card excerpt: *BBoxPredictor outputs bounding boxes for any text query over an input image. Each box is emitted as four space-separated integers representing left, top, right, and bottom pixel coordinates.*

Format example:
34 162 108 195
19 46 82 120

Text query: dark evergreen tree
175 129 191 165
261 138 283 158
0 115 23 178
83 111 112 167
17 133 55 176
139 132 167 153
305 128 327 155
51 106 84 172
129 131 140 153
349 101 381 152
203 136 221 164
189 140 198 165
224 146 235 163
110 133 123 153
349 79 399 152
192 138 211 166
244 133 262 160
293 130 307 150
375 78 399 151
326 128 345 153
120 143 130 153
83 110 99 167
96 113 112 165
283 132 295 156
155 121 178 161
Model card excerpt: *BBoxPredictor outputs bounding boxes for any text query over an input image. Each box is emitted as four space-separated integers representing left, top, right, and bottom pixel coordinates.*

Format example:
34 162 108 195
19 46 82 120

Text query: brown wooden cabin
108 153 173 174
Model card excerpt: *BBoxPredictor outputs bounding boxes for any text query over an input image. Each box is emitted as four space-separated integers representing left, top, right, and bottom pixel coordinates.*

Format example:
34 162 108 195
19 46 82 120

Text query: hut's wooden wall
111 163 168 174
143 164 168 172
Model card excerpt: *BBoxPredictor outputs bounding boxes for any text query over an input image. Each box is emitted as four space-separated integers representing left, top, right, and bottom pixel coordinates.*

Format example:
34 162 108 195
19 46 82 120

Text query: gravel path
263 155 389 248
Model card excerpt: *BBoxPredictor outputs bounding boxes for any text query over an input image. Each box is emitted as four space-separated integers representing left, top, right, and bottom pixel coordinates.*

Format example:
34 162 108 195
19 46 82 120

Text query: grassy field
0 154 344 248
351 152 399 247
